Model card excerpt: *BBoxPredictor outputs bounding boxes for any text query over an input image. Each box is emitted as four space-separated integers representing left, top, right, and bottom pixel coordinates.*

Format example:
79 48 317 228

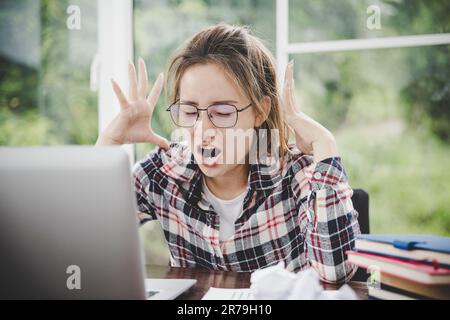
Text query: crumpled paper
250 261 358 300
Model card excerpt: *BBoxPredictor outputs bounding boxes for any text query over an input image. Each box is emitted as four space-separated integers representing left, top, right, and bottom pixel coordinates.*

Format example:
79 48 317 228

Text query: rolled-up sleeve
294 156 361 283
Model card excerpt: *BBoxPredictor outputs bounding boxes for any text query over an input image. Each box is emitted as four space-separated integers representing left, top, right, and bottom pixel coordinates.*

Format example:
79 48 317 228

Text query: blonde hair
166 23 289 158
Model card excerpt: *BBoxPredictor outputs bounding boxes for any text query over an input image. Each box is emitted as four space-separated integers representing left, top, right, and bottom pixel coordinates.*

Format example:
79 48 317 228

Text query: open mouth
197 145 222 166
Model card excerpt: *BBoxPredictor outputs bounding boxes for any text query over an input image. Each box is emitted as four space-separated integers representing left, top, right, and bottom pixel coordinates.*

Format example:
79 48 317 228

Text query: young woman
96 23 360 284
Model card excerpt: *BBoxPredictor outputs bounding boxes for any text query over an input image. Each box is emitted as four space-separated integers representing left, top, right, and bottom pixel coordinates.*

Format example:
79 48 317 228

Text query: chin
197 161 225 178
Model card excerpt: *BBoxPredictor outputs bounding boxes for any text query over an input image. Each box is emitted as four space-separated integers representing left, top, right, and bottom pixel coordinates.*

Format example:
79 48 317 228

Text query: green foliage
382 0 450 144
337 121 450 236
401 45 450 143
0 0 98 146
0 107 56 145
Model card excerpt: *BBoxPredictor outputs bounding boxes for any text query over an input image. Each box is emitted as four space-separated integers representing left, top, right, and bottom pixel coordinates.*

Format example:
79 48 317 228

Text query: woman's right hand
95 58 170 150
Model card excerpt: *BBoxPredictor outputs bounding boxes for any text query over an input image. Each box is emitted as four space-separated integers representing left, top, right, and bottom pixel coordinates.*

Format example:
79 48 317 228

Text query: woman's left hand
281 61 339 162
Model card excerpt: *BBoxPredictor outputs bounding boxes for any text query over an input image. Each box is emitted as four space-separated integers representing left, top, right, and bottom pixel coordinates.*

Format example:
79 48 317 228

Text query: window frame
276 0 450 83
97 0 134 165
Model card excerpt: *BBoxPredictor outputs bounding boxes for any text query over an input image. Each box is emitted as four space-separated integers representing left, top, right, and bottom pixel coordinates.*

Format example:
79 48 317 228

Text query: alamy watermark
366 5 381 30
66 5 81 30
66 264 81 290
366 264 381 290
169 127 282 167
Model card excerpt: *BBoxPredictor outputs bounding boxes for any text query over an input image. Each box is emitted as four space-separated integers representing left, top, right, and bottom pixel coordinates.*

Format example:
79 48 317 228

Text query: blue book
354 234 450 267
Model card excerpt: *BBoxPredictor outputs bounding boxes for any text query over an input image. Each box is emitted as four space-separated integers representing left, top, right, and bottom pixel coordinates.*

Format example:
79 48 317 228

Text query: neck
204 164 249 200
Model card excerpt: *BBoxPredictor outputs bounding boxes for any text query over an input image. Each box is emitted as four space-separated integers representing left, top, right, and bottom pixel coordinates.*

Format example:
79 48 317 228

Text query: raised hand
281 61 338 161
96 58 170 150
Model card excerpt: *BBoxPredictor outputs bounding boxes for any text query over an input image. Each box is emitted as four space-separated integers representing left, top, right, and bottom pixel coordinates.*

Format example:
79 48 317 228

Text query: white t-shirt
202 179 247 241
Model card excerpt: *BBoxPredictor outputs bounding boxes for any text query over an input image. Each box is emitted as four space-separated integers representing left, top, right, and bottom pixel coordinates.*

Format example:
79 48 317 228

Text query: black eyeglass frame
166 101 252 128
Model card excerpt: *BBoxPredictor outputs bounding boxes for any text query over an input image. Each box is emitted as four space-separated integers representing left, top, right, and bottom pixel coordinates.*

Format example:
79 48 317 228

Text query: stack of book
347 234 450 300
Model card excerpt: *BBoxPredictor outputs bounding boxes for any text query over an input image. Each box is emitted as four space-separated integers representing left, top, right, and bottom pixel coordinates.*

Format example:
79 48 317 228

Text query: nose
194 110 216 144
195 109 216 130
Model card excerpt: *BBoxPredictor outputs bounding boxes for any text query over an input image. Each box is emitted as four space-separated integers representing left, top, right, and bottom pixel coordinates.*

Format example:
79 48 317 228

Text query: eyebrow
179 100 239 106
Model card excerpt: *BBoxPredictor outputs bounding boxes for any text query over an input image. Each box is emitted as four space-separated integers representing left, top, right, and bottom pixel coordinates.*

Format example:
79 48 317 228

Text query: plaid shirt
133 142 360 283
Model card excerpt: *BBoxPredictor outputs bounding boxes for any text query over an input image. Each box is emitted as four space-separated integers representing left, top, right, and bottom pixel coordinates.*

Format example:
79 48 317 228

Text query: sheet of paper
201 287 348 300
202 287 254 300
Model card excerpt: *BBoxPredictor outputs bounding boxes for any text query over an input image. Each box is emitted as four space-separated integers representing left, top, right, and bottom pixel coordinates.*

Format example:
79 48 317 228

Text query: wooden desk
145 265 369 300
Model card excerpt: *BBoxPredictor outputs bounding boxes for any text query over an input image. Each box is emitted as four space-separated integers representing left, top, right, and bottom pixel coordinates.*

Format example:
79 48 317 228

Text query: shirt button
313 172 322 179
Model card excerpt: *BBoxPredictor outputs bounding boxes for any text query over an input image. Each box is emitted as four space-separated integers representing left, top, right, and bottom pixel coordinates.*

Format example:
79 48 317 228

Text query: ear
255 96 271 128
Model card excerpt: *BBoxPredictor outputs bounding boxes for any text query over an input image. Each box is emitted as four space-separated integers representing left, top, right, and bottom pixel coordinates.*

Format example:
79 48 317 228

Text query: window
292 46 450 235
0 0 98 146
288 0 450 42
278 0 450 236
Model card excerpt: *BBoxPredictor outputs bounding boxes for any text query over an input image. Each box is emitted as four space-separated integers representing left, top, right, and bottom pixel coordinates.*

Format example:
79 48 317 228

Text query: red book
347 250 450 285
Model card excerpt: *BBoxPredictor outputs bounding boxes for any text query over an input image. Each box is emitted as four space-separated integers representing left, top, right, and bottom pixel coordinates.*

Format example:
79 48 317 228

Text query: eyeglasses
166 101 252 128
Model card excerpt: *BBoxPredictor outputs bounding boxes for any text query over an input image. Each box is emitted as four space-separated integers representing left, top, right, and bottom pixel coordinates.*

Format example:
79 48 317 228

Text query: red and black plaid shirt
133 142 360 283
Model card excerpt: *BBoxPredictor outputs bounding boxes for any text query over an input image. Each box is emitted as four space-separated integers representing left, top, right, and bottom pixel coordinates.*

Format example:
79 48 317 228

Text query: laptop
0 146 196 299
